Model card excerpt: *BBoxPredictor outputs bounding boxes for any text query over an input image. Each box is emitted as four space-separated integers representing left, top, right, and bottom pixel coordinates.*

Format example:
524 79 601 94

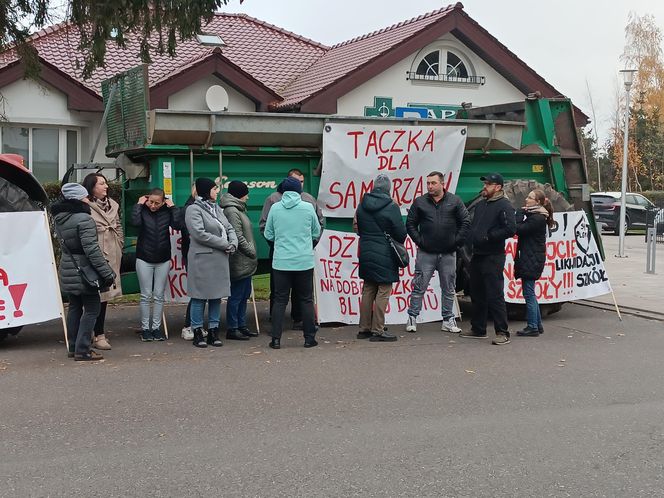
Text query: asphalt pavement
1 284 663 496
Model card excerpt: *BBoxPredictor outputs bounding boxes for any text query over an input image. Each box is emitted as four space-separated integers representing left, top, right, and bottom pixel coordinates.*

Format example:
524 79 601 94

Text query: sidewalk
590 232 663 316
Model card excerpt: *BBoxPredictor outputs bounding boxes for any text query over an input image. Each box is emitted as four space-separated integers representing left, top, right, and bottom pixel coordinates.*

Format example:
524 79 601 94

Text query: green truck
101 86 594 302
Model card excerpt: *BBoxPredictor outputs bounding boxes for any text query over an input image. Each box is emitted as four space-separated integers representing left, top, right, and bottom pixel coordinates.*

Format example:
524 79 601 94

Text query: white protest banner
315 229 458 325
0 211 61 329
319 123 466 217
166 227 188 303
504 211 611 303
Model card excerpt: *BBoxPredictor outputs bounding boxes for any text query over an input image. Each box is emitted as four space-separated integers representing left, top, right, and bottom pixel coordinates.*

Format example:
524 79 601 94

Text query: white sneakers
181 326 194 340
406 315 417 332
441 318 462 333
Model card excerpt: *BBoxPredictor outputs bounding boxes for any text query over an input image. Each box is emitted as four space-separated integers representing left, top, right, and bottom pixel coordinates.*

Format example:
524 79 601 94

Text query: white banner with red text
0 211 62 329
504 211 611 303
314 229 459 325
318 123 467 218
166 228 188 303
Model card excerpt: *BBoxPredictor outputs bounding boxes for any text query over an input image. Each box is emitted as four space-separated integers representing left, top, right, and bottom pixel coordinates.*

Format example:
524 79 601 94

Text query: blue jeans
136 259 170 331
408 250 456 320
190 298 221 330
227 277 252 329
522 279 542 329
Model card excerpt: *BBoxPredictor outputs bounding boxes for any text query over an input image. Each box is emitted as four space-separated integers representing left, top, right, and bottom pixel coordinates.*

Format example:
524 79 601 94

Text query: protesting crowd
51 169 553 361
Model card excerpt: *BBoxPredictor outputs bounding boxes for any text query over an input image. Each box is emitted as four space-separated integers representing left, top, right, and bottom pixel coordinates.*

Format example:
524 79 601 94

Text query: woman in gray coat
52 183 115 361
221 180 258 340
185 178 238 348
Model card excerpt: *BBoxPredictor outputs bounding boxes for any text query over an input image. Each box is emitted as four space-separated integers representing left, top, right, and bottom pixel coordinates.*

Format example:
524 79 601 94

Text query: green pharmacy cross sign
364 96 461 120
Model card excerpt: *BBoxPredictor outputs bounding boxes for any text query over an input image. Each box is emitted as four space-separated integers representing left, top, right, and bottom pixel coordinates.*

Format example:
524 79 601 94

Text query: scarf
94 196 112 213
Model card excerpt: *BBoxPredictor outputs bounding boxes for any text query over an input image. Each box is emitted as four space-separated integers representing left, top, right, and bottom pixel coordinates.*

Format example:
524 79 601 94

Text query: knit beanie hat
372 174 391 195
227 180 249 199
61 183 88 200
281 176 302 194
195 177 216 200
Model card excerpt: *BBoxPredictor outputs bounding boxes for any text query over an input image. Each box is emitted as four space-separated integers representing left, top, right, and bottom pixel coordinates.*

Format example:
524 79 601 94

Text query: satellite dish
205 85 229 112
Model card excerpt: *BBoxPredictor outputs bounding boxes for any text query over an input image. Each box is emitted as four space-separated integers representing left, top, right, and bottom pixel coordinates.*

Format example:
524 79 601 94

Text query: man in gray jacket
405 171 470 333
259 168 325 326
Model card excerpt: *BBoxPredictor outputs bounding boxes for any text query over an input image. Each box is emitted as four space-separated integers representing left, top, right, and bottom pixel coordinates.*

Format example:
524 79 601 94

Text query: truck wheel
456 180 574 318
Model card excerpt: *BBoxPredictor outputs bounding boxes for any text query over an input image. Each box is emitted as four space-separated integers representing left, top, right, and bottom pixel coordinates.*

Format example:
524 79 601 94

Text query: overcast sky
228 0 664 146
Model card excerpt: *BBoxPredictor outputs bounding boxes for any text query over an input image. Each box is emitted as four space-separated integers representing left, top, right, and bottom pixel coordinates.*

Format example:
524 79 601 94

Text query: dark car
591 192 660 234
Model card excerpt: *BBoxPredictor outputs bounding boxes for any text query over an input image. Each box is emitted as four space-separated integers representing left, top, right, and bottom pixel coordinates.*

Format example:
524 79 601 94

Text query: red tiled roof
276 4 459 109
0 13 327 97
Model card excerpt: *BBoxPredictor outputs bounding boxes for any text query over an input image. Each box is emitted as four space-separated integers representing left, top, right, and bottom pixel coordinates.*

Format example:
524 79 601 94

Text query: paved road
1 302 663 497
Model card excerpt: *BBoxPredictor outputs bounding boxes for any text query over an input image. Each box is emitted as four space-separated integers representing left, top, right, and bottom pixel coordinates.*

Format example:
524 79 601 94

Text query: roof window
197 33 225 47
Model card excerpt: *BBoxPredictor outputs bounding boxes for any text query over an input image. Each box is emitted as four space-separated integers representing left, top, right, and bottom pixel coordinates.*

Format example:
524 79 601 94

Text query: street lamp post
617 69 637 258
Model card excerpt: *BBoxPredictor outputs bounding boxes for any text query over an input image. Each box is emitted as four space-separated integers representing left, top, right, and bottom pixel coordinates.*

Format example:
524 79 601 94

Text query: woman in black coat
354 174 407 342
131 188 182 341
52 183 115 361
514 189 554 337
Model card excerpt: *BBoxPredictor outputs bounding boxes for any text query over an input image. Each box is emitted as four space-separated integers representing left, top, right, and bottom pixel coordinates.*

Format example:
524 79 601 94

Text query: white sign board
166 227 188 303
504 211 611 303
0 211 62 329
314 230 458 325
319 123 467 217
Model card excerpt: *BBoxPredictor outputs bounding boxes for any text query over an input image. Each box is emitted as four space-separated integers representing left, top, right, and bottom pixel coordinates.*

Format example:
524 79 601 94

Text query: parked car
591 191 660 234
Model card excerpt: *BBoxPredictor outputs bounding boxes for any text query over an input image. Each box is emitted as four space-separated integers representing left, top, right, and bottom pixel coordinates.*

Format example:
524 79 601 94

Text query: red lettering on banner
423 130 435 151
339 296 360 316
391 130 406 152
168 272 187 299
328 235 356 259
350 262 360 279
377 154 410 171
366 131 379 156
0 267 7 287
319 258 342 279
378 130 390 154
407 130 422 151
547 240 577 261
348 131 364 159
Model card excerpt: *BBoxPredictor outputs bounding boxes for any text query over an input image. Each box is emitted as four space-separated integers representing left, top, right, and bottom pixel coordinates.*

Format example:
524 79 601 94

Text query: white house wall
336 34 525 116
167 75 256 112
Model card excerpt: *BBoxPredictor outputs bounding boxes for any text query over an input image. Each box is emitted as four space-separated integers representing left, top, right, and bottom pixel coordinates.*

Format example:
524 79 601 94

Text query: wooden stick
610 289 622 321
251 280 260 335
162 311 169 339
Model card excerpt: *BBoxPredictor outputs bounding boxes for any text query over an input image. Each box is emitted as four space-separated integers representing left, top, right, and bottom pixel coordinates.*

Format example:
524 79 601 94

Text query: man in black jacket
405 171 470 333
460 173 516 345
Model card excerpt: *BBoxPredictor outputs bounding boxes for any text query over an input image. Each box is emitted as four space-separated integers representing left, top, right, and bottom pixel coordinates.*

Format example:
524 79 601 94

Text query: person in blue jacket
264 176 321 349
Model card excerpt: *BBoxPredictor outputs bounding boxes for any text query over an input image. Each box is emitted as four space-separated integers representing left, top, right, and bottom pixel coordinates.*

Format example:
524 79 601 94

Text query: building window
409 48 484 85
0 126 79 182
197 33 225 47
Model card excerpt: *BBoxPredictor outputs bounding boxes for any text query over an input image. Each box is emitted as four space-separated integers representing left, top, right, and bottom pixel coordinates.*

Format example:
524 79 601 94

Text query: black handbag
375 213 409 268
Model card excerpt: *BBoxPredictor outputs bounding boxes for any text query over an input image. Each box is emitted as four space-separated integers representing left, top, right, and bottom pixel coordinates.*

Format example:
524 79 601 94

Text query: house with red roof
0 3 584 182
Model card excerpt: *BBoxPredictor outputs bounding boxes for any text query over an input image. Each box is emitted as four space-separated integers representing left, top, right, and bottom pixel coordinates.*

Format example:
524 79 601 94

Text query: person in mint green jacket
264 176 321 350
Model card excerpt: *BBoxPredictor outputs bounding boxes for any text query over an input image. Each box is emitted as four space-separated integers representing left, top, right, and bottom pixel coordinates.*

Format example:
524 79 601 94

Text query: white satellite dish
205 85 229 112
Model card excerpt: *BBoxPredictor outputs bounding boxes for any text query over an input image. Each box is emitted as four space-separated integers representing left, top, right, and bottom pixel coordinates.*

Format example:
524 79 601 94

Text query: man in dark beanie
264 175 321 349
221 180 258 340
259 168 324 328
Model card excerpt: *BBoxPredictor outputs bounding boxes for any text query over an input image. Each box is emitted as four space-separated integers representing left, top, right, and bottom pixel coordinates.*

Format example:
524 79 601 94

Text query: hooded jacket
470 192 516 255
406 191 470 254
131 203 183 264
259 189 325 241
356 191 407 283
51 199 115 295
264 191 321 271
220 192 258 280
514 208 548 280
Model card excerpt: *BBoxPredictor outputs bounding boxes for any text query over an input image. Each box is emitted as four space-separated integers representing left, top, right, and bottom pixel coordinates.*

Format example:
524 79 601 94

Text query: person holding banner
264 176 321 349
221 180 258 340
259 168 325 328
515 189 554 337
185 177 238 348
52 183 116 361
131 188 183 342
461 173 516 345
404 171 470 334
82 173 123 351
354 174 407 342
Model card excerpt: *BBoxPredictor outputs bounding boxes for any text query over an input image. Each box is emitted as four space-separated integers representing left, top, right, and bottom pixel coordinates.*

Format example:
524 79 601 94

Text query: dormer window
409 47 484 85
197 33 225 47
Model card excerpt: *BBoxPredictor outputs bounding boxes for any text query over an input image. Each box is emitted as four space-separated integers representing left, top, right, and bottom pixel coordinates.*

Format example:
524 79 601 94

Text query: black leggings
94 301 108 336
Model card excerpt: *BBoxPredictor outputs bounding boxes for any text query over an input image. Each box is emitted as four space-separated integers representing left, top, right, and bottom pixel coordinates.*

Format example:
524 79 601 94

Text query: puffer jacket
51 199 115 295
406 191 470 254
220 193 258 281
356 191 407 284
131 203 183 264
470 192 516 255
514 209 548 280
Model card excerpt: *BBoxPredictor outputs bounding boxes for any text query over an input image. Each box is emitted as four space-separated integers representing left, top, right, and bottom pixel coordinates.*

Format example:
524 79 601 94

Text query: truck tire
456 180 575 318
